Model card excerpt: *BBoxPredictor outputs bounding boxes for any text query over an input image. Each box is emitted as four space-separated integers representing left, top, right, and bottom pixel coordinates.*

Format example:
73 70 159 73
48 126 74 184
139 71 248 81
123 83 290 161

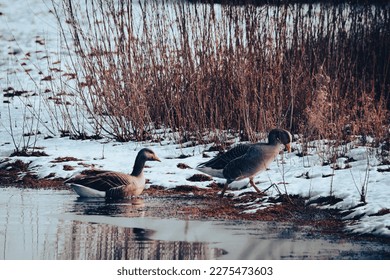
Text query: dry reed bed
50 1 389 148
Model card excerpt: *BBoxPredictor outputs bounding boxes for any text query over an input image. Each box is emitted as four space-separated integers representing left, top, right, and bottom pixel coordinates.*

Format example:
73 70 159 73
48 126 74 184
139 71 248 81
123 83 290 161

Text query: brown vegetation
51 1 388 148
50 156 83 163
0 160 64 188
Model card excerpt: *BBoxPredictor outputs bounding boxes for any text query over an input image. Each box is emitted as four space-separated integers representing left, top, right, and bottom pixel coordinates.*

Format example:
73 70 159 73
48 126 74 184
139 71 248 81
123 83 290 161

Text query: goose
66 148 161 199
196 128 292 197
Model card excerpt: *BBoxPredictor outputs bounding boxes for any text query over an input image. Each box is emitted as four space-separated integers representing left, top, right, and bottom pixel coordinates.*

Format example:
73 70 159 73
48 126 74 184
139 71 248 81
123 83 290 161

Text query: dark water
0 187 389 260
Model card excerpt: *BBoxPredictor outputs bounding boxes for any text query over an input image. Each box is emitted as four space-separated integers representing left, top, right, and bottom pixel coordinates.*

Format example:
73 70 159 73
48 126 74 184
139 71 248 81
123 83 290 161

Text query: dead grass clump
146 185 166 191
177 163 192 169
186 174 212 182
174 185 204 193
0 169 19 184
206 182 225 190
62 165 75 171
307 196 344 206
0 164 65 188
51 156 82 163
20 174 65 188
369 208 390 217
1 159 31 172
10 150 49 157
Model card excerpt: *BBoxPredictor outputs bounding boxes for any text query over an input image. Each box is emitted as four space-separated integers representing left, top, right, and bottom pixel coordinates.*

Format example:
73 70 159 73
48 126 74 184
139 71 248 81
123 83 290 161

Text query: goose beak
285 143 291 153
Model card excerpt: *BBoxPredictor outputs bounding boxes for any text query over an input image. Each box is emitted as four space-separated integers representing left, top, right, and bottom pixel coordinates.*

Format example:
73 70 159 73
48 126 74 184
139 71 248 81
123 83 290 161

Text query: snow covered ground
1 0 389 238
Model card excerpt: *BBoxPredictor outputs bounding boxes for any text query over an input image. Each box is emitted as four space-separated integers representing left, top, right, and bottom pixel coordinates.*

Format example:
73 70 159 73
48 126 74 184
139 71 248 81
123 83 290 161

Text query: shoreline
1 165 389 252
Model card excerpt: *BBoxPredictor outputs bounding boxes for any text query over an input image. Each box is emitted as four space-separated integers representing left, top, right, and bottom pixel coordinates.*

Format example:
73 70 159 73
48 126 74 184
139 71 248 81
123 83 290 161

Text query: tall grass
52 0 389 144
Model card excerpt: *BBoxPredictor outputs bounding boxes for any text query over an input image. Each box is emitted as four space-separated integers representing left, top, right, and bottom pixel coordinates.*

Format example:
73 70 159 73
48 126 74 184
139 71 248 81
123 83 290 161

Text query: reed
53 0 389 147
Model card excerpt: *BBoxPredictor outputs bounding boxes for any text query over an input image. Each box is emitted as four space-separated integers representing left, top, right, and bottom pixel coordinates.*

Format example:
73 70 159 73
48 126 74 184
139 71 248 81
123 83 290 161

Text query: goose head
138 148 161 162
268 128 292 152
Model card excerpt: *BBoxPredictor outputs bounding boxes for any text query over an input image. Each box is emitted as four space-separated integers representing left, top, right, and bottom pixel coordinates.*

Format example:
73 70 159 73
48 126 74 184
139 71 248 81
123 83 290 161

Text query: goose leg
219 182 230 198
249 178 262 193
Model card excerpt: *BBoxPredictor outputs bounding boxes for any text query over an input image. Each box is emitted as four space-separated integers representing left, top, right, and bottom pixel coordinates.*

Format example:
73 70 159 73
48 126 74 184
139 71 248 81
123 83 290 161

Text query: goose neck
131 155 146 177
268 134 280 146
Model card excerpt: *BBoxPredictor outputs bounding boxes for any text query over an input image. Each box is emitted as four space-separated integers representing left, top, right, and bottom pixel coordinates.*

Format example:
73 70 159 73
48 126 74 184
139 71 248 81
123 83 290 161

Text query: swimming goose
196 128 292 197
66 148 161 199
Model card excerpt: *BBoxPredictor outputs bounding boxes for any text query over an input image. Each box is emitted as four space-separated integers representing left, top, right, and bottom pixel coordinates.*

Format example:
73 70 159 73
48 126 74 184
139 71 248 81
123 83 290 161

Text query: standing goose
196 128 292 197
66 148 161 199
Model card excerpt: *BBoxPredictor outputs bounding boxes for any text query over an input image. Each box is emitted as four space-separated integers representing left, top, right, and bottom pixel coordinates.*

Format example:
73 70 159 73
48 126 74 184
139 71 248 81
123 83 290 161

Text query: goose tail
68 183 106 198
195 165 224 178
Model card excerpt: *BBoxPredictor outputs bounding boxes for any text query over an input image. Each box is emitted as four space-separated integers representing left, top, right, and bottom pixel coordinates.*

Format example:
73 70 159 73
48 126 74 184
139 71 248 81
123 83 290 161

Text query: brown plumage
66 148 161 199
196 129 292 197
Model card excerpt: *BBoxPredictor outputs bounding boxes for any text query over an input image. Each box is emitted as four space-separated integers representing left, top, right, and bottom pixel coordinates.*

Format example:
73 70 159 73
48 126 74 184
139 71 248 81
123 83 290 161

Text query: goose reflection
59 219 225 260
72 197 145 217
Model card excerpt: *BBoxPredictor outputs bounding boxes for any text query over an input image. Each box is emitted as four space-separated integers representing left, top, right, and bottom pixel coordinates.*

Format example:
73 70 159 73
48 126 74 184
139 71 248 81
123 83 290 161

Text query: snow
0 0 389 238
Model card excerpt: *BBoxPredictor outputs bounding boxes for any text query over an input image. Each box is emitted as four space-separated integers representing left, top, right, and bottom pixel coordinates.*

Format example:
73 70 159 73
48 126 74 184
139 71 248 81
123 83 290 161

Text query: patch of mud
144 187 340 226
0 161 65 188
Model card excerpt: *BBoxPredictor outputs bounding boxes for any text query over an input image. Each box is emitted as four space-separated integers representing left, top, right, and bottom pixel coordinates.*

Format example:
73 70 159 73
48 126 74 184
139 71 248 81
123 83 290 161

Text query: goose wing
77 169 113 176
222 144 279 181
222 149 259 181
67 171 132 192
197 144 251 170
106 181 139 199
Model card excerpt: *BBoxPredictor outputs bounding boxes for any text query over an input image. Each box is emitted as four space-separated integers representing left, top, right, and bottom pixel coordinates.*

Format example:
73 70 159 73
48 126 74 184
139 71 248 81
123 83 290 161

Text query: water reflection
57 220 224 260
66 196 227 259
1 187 389 260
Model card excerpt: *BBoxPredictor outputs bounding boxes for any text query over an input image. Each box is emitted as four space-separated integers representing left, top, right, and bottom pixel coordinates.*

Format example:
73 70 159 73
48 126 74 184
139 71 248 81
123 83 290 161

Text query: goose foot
219 182 230 198
249 178 264 194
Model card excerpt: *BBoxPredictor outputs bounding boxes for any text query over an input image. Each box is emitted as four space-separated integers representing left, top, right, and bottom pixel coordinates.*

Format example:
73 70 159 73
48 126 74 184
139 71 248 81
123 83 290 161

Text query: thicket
51 0 389 144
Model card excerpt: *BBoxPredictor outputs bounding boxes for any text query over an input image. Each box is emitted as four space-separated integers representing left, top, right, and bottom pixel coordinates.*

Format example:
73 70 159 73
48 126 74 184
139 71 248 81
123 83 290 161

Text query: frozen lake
1 186 389 260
